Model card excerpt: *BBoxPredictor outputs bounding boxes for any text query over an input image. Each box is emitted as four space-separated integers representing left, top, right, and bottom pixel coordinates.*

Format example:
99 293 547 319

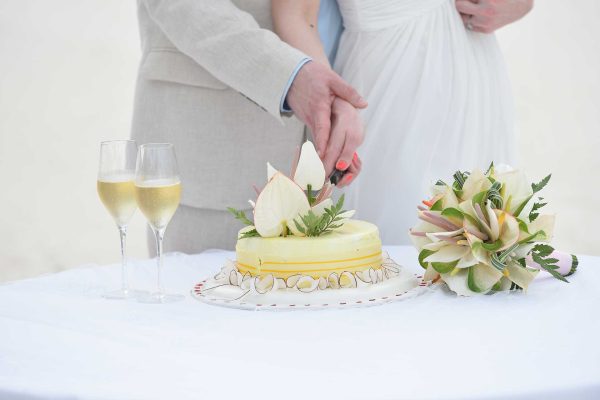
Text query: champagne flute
135 143 184 303
97 140 139 299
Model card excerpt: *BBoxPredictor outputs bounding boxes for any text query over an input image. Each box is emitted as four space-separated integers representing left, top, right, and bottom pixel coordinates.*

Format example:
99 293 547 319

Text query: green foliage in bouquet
410 163 572 296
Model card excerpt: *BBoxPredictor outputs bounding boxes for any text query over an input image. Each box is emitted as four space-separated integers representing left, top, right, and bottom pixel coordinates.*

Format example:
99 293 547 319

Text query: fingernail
353 152 358 162
343 173 354 184
336 160 348 170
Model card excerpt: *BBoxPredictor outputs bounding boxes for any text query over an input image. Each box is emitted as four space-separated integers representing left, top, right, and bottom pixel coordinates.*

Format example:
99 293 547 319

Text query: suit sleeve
140 0 308 120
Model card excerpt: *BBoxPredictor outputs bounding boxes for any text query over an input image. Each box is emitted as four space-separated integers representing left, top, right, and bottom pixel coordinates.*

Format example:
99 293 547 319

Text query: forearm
272 0 330 67
141 0 307 118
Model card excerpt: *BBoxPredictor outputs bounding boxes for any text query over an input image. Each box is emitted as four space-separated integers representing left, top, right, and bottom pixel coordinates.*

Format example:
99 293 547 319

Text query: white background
0 0 599 282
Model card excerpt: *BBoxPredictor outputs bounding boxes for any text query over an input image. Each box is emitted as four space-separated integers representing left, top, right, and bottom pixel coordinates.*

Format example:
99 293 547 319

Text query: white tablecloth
0 246 599 400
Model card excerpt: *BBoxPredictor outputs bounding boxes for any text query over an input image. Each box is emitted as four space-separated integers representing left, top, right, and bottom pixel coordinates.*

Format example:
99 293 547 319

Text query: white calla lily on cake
293 140 326 191
410 163 578 296
227 141 354 238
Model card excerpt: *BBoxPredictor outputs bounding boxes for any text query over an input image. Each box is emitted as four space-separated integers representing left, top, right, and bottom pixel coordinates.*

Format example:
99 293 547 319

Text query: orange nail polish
336 160 348 170
343 173 354 184
353 152 358 162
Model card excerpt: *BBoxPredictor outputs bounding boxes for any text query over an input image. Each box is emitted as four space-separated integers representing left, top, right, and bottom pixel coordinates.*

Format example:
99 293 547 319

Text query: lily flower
253 172 310 237
293 141 326 191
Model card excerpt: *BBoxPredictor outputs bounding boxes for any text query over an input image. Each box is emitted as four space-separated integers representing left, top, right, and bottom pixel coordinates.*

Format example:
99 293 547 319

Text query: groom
132 0 366 254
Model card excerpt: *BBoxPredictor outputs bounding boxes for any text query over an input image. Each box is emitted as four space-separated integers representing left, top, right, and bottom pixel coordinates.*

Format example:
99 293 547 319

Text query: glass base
137 292 185 304
103 288 146 300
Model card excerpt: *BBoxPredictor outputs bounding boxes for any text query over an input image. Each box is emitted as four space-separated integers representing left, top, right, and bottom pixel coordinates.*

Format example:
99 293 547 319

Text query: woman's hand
323 97 364 187
456 0 534 33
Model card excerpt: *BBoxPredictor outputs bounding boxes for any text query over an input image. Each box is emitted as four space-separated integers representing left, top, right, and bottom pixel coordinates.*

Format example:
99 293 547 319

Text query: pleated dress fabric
335 0 516 244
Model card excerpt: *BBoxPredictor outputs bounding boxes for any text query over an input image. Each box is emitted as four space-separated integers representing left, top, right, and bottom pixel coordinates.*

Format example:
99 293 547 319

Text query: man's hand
286 61 367 159
456 0 533 34
322 97 364 187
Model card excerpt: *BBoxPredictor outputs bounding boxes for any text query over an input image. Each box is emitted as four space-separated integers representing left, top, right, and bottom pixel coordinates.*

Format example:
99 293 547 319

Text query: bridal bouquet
410 164 577 296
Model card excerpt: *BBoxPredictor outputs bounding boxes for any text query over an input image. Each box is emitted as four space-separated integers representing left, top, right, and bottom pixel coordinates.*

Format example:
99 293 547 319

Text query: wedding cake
223 141 404 293
192 141 419 309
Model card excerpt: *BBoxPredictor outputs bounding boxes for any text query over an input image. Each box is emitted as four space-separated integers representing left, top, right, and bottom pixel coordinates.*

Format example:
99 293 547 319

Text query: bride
273 0 519 245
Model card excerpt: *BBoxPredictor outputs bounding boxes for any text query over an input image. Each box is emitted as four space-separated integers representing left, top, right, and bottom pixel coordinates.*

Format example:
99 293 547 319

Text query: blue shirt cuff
280 57 312 113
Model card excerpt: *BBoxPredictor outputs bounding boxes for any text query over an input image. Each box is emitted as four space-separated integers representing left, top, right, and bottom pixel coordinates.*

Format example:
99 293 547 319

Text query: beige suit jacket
132 0 307 211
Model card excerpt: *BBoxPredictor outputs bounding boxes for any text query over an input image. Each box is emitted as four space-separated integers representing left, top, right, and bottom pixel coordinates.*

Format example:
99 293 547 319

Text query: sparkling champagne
135 180 181 230
97 177 137 227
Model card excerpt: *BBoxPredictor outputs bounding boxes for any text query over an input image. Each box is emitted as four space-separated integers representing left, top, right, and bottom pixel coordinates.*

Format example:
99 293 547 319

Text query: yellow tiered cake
223 141 401 292
235 220 382 279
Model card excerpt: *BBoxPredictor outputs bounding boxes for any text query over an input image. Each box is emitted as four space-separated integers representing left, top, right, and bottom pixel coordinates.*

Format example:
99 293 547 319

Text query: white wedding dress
335 0 516 245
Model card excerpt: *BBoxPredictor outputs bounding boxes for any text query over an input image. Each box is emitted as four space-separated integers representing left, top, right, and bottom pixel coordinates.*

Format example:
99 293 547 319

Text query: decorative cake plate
191 257 428 311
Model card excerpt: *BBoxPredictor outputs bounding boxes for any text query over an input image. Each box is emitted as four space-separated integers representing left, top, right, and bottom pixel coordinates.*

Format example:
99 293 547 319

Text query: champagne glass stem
154 228 165 296
119 226 129 293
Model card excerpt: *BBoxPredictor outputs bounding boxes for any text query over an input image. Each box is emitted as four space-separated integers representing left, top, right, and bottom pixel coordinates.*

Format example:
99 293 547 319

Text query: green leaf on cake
238 228 261 239
227 207 254 226
293 194 349 237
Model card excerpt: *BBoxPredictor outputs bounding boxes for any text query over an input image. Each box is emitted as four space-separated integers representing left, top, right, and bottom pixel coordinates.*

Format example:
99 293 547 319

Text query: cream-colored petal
441 269 478 296
471 242 491 266
528 214 555 242
459 200 478 220
496 210 520 251
253 172 310 237
496 169 533 209
506 262 539 291
423 265 439 282
467 263 503 293
422 241 449 251
293 141 326 191
267 162 278 182
424 245 470 263
462 169 492 200
311 198 333 217
456 252 479 269
443 185 459 208
486 202 500 241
